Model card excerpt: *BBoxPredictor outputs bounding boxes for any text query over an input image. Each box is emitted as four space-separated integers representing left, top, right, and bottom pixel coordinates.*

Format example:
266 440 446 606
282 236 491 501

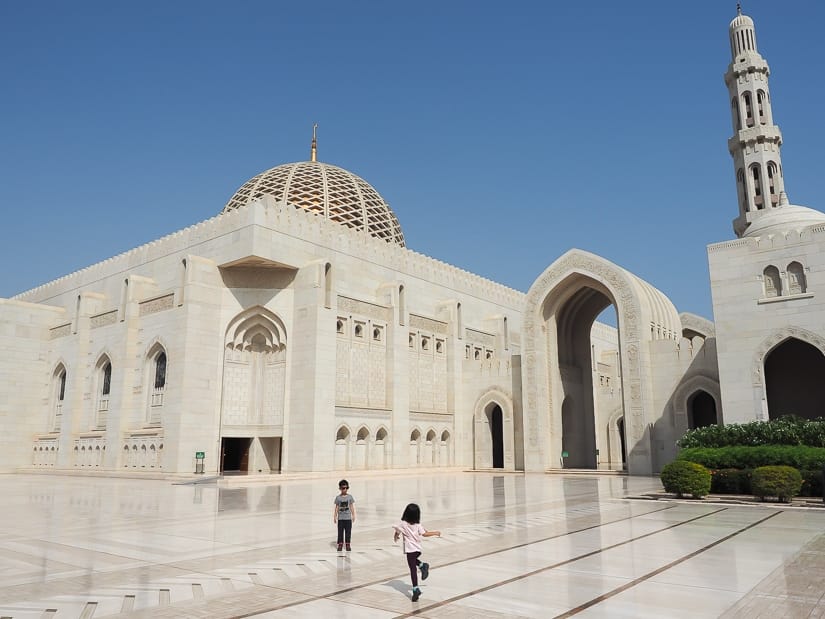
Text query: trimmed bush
660 460 712 498
751 465 803 503
711 468 752 494
677 416 825 449
678 445 825 471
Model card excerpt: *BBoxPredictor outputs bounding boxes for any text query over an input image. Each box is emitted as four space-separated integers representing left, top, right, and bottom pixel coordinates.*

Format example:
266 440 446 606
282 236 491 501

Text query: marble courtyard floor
1 472 824 618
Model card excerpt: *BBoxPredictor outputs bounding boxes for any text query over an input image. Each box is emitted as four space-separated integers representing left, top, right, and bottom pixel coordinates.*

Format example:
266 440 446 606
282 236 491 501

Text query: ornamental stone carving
139 294 174 317
338 296 392 322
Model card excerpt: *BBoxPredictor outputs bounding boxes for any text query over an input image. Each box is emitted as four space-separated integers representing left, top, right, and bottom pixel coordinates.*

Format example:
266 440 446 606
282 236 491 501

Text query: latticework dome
223 161 405 246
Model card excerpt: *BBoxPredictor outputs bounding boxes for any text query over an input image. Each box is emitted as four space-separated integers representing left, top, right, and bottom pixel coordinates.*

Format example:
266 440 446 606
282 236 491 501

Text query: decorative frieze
73 436 106 467
49 323 71 339
410 314 448 335
90 310 118 329
337 296 392 322
465 328 495 347
139 293 174 316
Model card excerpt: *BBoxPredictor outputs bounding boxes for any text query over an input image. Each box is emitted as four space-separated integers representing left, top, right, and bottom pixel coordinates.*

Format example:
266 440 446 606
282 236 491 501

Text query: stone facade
1 8 819 477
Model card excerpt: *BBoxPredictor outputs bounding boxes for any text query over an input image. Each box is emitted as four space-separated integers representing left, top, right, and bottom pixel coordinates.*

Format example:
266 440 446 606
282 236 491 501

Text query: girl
393 503 441 602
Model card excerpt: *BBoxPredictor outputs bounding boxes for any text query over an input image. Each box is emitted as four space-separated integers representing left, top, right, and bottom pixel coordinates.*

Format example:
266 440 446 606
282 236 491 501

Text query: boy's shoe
345 543 351 551
337 543 343 552
420 562 429 580
411 587 421 602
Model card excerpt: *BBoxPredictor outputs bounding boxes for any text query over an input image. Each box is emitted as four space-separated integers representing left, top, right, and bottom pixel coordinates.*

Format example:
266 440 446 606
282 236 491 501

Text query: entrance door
221 437 252 473
489 405 504 468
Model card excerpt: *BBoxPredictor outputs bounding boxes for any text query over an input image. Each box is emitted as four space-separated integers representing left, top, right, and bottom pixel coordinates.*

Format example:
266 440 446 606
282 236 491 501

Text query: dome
743 202 825 238
223 160 405 246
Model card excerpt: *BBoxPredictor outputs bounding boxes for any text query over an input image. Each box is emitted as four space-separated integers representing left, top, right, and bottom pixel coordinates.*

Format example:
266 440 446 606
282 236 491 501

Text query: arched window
95 358 112 430
763 265 782 298
52 365 67 432
102 362 111 396
757 90 767 124
154 352 166 389
737 168 747 211
767 162 778 205
743 91 754 127
147 347 167 425
787 262 807 295
751 165 763 209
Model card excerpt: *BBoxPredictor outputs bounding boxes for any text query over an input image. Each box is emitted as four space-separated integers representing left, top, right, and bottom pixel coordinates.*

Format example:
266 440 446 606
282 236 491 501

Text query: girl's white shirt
393 521 426 553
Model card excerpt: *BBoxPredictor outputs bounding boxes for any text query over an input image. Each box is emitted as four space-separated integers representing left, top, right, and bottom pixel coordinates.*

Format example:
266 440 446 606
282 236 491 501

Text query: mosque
2 8 823 477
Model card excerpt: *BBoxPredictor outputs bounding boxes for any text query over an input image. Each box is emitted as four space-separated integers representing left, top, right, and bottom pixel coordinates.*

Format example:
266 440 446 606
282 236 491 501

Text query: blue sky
2 2 824 321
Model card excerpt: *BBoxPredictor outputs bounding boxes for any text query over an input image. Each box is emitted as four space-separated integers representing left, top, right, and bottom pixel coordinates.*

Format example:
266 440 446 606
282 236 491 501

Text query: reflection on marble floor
0 472 822 618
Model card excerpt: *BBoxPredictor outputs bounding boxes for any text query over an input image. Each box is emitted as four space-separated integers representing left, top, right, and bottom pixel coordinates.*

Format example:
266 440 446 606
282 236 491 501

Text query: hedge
678 445 825 470
678 416 825 449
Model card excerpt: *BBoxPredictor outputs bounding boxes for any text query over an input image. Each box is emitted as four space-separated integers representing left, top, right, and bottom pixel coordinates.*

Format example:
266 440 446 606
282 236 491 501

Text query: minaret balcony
728 126 783 152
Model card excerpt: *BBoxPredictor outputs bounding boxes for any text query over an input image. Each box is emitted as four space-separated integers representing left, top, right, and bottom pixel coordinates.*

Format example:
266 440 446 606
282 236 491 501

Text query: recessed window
421 337 430 351
336 319 345 334
436 340 444 354
474 348 481 360
485 350 493 360
409 333 415 348
373 326 382 341
354 324 363 338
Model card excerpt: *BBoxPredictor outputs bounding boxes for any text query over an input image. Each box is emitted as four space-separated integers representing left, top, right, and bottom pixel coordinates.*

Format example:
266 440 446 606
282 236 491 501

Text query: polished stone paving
0 471 823 618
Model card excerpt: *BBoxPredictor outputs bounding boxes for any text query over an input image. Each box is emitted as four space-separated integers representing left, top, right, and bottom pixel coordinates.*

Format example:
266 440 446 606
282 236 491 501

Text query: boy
333 479 356 551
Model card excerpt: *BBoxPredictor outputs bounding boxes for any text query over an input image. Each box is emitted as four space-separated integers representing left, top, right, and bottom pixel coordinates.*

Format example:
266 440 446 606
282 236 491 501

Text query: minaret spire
725 8 786 237
310 123 318 162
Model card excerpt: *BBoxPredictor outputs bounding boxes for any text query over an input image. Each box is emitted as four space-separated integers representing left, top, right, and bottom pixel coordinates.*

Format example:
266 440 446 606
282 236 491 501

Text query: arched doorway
765 338 825 420
487 405 504 468
688 390 718 428
523 249 681 475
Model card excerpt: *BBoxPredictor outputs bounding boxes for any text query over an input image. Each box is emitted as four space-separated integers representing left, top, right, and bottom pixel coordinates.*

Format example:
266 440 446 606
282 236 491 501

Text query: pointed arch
143 339 168 426
221 306 288 432
51 362 68 433
473 388 515 471
523 249 679 474
92 352 113 431
752 328 825 420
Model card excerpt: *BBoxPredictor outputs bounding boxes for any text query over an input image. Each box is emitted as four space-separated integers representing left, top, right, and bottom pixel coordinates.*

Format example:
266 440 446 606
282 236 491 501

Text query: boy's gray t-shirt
334 495 355 520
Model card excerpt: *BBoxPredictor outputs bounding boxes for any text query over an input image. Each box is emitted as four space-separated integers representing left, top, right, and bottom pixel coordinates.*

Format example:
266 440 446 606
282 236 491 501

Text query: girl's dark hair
401 503 421 524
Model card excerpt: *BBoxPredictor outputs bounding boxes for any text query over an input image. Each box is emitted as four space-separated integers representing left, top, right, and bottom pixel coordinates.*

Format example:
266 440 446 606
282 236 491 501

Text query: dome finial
736 2 742 16
310 123 318 162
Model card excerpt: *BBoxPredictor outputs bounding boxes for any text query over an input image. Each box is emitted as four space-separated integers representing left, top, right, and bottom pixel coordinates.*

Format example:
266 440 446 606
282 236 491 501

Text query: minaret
726 5 786 238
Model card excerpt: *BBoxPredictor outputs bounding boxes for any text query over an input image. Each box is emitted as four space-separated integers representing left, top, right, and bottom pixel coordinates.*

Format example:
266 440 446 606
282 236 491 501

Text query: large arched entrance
221 307 287 474
523 249 681 475
765 338 825 420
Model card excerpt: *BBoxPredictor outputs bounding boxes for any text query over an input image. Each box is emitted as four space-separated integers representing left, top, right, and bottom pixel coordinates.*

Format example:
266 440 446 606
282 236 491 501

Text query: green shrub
800 469 824 497
678 445 825 470
751 465 803 503
677 416 825 449
660 461 712 498
711 468 752 494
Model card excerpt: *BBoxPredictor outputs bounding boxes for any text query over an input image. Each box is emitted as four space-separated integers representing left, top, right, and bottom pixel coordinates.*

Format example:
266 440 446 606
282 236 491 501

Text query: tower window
743 92 754 127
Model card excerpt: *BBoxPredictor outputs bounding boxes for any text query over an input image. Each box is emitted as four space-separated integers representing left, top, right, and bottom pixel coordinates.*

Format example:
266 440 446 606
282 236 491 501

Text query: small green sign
562 451 569 458
195 451 205 459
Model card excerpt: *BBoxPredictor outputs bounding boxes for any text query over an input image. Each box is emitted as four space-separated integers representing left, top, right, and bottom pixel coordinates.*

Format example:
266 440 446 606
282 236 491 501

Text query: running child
392 502 441 602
